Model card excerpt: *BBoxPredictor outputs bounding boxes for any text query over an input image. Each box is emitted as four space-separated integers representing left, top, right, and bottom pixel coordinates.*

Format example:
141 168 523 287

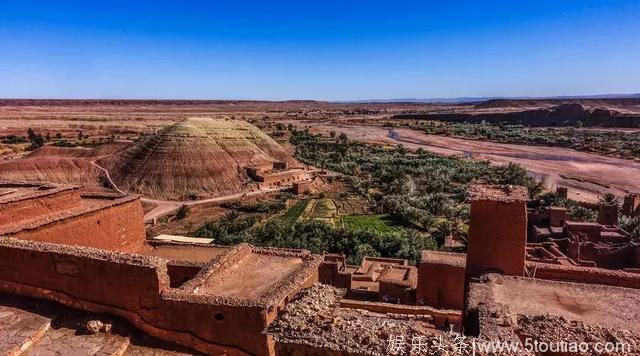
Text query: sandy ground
196 254 303 298
3 101 639 205
308 122 640 202
492 277 640 333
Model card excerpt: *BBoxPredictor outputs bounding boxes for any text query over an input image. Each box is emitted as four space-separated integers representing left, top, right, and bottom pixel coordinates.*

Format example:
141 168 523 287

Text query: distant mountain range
339 93 640 104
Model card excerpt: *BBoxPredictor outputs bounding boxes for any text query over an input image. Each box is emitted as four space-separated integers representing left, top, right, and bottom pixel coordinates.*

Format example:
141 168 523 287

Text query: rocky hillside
394 103 640 127
102 117 295 200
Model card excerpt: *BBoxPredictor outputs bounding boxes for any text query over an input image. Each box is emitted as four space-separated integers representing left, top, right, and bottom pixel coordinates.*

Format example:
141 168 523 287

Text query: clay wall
259 171 307 186
0 189 81 226
338 299 461 330
0 238 167 313
548 207 567 227
377 266 416 304
157 291 271 355
292 181 311 195
378 281 415 304
166 263 203 288
417 257 465 310
597 204 619 226
6 199 146 252
0 237 287 355
466 199 527 278
573 243 638 269
318 260 351 289
565 223 601 241
527 261 640 289
622 194 640 216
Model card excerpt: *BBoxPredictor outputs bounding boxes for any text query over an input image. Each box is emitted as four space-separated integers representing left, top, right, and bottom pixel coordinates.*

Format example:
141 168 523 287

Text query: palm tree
599 192 620 206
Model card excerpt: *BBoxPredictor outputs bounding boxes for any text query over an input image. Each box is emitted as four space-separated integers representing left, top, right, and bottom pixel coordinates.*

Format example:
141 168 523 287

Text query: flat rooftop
420 250 466 267
194 252 305 299
139 243 229 264
0 192 138 236
468 184 529 202
0 180 77 204
484 274 640 333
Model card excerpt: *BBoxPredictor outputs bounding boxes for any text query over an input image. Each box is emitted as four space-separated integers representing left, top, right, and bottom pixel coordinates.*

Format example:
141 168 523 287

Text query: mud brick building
1 180 640 354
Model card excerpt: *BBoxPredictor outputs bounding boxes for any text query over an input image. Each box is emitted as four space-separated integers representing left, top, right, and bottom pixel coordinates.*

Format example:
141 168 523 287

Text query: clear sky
1 0 639 101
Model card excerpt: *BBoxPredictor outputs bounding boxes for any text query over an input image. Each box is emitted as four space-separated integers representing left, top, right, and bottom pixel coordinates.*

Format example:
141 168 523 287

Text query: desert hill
0 146 105 186
101 117 295 200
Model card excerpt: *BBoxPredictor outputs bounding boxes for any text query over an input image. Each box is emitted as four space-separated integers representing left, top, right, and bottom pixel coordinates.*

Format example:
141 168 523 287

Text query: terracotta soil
196 254 304 298
491 276 640 333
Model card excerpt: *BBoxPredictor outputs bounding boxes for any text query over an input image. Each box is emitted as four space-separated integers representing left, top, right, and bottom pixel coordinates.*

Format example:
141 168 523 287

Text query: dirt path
308 122 640 203
90 159 288 222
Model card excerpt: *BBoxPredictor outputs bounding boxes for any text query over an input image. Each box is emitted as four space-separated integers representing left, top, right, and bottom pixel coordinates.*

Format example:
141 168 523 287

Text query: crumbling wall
339 299 461 330
0 237 167 313
166 262 203 288
0 237 270 355
318 256 352 289
574 243 638 269
292 181 311 195
7 199 146 252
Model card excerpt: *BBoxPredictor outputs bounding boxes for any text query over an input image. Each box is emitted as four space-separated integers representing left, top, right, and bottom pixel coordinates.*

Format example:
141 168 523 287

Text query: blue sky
1 0 639 100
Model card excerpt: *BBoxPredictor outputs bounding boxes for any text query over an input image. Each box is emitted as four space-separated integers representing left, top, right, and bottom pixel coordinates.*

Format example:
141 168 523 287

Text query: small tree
599 192 620 206
175 205 190 220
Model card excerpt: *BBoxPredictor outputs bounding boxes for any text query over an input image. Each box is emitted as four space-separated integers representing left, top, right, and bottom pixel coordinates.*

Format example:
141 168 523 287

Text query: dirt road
309 123 640 203
91 159 288 222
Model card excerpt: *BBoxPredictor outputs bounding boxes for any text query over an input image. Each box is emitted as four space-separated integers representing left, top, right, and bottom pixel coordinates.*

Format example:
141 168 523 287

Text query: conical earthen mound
103 118 293 200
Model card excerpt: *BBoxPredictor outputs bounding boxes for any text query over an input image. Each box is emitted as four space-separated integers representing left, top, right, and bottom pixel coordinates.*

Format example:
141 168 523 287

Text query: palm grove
197 129 555 264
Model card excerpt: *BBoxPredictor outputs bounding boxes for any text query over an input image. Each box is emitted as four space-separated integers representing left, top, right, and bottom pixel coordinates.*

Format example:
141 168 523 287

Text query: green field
341 214 402 234
281 199 309 227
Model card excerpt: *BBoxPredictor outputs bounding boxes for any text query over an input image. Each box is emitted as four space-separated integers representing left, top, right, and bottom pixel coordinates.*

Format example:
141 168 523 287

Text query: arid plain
2 99 639 204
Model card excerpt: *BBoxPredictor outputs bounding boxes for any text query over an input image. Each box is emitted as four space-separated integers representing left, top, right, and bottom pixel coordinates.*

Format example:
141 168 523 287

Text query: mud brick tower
465 185 528 278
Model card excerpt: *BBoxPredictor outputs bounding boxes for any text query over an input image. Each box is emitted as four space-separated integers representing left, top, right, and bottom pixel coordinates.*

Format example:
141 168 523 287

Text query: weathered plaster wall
466 199 527 278
7 199 146 252
529 261 640 289
0 189 81 226
0 238 308 355
417 259 465 310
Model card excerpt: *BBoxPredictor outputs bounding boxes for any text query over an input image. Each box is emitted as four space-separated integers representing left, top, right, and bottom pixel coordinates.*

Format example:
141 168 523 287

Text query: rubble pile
269 284 470 355
517 315 640 355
